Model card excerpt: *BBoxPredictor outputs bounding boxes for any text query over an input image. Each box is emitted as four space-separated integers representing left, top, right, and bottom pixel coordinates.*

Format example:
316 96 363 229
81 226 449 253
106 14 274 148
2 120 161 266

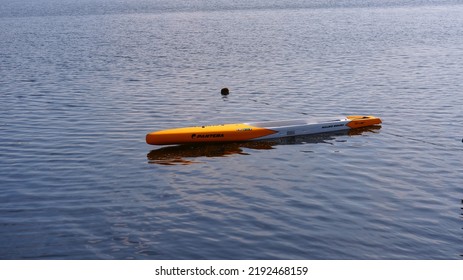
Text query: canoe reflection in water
147 126 381 165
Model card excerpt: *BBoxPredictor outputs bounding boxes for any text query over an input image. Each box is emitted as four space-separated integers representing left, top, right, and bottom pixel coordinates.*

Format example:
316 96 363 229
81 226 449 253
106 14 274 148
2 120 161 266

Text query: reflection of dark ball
221 88 229 96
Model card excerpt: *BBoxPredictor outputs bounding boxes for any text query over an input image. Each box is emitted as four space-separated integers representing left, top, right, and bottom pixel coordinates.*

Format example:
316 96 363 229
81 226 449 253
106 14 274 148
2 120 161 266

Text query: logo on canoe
191 134 225 139
322 124 345 129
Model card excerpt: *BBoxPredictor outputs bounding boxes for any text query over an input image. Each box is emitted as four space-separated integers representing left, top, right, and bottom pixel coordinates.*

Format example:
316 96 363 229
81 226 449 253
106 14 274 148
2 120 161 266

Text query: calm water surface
1 0 462 259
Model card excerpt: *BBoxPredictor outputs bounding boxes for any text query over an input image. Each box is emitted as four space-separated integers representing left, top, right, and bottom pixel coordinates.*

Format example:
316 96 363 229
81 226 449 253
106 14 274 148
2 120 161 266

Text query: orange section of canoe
346 115 382 128
146 123 276 145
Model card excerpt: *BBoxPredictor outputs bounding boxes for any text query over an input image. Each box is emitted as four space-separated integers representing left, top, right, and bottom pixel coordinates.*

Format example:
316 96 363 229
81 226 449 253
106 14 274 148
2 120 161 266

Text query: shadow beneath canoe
147 126 381 165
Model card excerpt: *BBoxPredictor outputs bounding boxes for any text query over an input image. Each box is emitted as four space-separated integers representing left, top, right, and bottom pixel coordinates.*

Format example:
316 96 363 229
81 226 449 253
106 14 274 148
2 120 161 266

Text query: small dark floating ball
221 88 229 96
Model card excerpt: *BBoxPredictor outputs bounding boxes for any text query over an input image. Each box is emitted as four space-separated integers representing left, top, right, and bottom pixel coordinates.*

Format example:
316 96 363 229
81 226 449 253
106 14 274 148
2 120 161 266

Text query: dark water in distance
1 0 463 259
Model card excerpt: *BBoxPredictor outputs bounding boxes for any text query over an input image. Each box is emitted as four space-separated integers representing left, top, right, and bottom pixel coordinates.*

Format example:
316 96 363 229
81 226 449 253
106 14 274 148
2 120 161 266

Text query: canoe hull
146 115 381 145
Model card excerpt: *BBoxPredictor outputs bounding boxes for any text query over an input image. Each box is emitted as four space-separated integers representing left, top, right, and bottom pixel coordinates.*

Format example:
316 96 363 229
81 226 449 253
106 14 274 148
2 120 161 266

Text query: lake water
1 0 462 259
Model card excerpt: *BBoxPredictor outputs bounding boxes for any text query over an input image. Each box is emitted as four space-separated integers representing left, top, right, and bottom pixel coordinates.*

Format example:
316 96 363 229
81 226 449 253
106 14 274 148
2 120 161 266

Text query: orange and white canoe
146 115 381 145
